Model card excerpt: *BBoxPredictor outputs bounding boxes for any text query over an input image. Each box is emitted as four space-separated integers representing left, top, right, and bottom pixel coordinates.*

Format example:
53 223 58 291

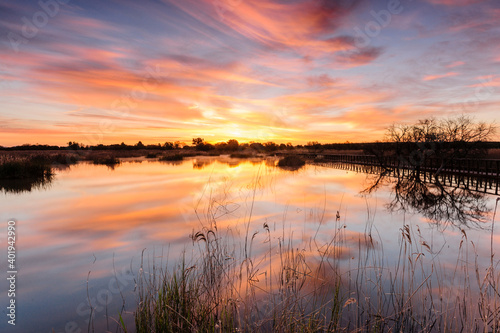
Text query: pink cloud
427 0 485 6
169 0 362 57
446 61 465 68
335 47 384 68
423 72 459 81
467 75 500 87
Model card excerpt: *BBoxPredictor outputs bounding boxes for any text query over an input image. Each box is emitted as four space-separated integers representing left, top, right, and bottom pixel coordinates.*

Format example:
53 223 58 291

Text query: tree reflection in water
363 168 492 228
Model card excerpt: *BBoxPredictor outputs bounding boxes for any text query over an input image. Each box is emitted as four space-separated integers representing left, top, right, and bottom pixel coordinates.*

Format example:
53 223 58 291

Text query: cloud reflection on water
1 157 498 331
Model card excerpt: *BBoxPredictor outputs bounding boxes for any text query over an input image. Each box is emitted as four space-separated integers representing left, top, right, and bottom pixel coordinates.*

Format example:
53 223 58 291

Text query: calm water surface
0 156 498 332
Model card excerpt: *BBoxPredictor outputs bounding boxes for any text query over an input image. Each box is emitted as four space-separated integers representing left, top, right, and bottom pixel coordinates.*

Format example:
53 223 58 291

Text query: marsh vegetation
133 191 500 332
277 155 306 170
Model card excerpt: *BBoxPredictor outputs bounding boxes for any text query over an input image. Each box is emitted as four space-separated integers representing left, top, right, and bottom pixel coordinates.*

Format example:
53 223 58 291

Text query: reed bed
146 152 160 159
277 155 306 169
0 154 59 192
132 196 500 332
0 152 83 192
0 155 52 179
90 156 121 167
159 154 185 162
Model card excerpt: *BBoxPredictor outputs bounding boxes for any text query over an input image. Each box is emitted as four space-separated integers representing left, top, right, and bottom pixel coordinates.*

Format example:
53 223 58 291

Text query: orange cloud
467 75 500 87
423 72 459 81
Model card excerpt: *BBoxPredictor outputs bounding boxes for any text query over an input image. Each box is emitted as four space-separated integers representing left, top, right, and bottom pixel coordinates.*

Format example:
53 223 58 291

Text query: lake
1 155 499 332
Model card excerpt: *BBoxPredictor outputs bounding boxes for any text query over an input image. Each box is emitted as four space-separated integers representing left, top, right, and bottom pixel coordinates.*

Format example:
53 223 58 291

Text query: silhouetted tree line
2 116 499 155
189 138 296 152
2 140 500 152
0 144 62 151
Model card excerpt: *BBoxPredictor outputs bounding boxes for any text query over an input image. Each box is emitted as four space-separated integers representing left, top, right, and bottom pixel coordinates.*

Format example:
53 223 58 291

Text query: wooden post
495 161 500 195
467 159 470 188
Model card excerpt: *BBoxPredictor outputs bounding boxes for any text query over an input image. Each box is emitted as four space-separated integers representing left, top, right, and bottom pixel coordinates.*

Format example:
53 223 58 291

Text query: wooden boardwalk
277 153 500 195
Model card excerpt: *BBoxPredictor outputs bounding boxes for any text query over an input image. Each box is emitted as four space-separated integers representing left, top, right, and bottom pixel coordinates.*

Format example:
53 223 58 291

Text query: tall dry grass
131 191 500 332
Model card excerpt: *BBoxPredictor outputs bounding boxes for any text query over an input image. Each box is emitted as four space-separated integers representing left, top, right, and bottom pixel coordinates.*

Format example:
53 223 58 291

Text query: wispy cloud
427 0 486 6
423 72 460 81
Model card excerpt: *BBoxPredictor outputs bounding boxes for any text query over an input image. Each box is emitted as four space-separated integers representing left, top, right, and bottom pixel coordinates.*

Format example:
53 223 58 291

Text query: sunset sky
0 0 499 146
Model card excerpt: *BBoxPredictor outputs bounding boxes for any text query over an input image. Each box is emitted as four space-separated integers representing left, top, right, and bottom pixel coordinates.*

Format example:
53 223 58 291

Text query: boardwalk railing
275 153 500 195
